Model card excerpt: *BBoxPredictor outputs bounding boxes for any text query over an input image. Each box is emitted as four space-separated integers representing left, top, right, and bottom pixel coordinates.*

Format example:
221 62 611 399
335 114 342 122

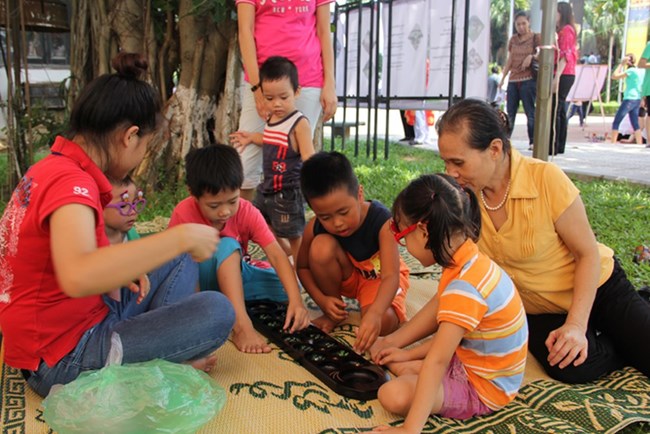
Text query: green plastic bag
42 359 226 434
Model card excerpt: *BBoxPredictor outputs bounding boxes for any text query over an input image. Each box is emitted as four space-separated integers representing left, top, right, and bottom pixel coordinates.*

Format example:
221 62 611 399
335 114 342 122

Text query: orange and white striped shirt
437 239 528 410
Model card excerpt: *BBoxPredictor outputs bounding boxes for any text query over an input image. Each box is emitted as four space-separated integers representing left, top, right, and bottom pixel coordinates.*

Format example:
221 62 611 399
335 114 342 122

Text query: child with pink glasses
103 176 148 302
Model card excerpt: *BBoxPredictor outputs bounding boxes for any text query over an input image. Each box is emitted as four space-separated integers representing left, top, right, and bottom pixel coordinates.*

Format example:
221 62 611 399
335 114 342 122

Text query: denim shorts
254 187 306 238
198 237 288 303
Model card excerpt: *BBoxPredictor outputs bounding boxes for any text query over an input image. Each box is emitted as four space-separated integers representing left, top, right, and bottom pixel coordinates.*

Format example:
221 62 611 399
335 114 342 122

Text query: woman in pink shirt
549 2 577 155
236 0 337 200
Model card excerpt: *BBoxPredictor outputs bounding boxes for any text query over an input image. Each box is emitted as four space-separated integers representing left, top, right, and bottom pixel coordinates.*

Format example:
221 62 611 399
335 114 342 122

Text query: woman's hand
179 224 220 262
522 54 533 69
320 82 338 122
127 274 150 304
284 300 310 333
545 322 588 369
253 88 269 120
551 75 560 93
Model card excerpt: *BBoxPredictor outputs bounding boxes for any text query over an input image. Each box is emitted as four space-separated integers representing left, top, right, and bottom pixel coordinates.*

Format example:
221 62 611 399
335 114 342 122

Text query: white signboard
333 0 489 108
380 0 489 105
335 5 375 97
567 64 608 102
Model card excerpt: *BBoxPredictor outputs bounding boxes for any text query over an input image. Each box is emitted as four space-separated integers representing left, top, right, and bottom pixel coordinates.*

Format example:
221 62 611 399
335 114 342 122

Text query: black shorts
254 187 306 238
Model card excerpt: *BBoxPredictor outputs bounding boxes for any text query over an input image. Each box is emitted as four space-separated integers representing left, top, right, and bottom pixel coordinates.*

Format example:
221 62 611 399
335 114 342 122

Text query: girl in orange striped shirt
369 174 527 433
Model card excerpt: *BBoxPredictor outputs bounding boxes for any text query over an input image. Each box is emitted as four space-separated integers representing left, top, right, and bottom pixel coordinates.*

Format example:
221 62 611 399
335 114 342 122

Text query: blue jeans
26 254 235 397
506 79 536 144
612 99 641 131
199 237 288 302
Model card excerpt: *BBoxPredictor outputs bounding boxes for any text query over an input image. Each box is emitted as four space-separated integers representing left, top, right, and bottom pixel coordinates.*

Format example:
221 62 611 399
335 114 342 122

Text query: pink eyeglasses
106 190 147 216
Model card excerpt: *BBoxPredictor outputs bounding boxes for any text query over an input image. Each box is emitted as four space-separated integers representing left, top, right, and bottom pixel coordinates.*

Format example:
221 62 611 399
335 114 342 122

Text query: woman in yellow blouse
435 98 650 383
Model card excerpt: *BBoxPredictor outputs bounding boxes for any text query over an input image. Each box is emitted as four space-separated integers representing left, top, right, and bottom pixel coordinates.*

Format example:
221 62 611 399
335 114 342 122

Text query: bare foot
232 324 272 354
311 314 341 334
187 353 218 373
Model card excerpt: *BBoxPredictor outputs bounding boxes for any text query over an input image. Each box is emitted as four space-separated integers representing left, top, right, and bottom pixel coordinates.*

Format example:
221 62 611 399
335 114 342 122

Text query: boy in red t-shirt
169 144 310 354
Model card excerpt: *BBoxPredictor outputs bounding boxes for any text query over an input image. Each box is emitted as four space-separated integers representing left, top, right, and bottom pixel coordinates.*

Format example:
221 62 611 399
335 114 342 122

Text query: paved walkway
416 114 650 187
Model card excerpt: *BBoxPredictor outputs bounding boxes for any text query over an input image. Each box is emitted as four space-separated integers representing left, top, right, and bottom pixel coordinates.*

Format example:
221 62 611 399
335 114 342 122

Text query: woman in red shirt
549 2 578 155
0 53 235 397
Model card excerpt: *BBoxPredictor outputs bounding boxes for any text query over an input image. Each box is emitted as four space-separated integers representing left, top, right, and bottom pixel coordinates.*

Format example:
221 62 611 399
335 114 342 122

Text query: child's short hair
392 173 481 268
260 56 299 92
300 151 359 203
185 144 243 197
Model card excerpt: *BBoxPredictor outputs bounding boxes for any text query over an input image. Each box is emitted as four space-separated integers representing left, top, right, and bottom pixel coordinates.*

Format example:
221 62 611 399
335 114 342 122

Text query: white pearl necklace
480 179 511 211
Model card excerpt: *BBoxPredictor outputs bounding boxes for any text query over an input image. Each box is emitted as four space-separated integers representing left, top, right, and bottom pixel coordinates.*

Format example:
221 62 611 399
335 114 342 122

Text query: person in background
399 110 415 143
500 11 540 151
610 54 645 145
487 65 500 103
549 2 578 155
236 0 337 201
637 41 650 148
617 104 647 145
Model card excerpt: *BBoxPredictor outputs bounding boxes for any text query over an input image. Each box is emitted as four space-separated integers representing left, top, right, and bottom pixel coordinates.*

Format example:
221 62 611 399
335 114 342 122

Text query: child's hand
369 336 390 363
354 311 382 354
321 296 348 322
127 274 150 304
230 131 253 153
284 300 310 333
178 224 220 262
374 346 411 366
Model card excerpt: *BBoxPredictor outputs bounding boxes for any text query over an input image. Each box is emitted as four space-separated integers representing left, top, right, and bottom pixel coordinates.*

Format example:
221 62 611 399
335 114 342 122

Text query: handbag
531 57 539 81
530 33 540 81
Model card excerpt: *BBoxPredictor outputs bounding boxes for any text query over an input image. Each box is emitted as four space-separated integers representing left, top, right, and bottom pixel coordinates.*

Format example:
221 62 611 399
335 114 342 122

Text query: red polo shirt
0 136 111 370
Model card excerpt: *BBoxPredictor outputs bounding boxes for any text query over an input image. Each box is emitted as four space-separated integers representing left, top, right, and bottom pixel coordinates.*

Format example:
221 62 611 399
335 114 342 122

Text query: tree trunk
214 22 240 144
68 0 93 108
110 0 158 85
89 1 112 77
66 0 241 193
134 0 237 190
